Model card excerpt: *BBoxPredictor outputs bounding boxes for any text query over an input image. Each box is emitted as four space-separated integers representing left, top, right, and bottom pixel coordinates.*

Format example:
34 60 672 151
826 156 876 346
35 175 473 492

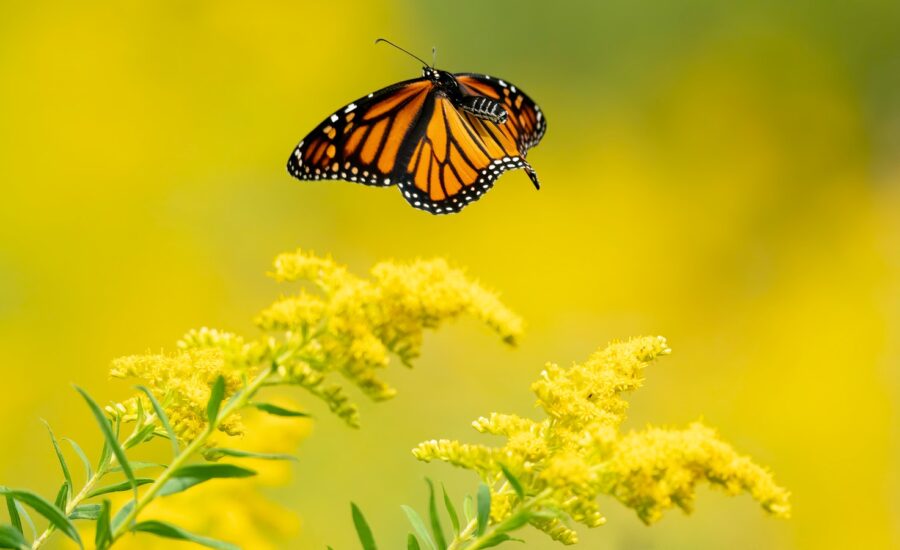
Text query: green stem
107 364 276 544
448 488 553 550
31 455 115 549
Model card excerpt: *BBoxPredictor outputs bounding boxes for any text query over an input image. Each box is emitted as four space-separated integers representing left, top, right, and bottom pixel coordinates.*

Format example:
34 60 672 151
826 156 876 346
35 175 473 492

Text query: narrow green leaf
69 504 102 521
407 533 421 550
207 375 226 425
42 421 72 504
463 495 475 525
109 462 166 473
132 521 239 550
136 385 180 457
424 479 446 549
12 504 34 541
158 464 256 497
203 448 297 462
88 478 155 498
472 533 518 549
124 423 158 450
441 483 460 536
252 402 310 417
401 506 436 550
110 500 134 532
0 524 28 550
476 484 491 536
350 502 377 550
0 487 81 548
53 483 68 510
5 498 21 535
62 438 93 481
74 386 138 506
94 500 111 550
499 465 524 500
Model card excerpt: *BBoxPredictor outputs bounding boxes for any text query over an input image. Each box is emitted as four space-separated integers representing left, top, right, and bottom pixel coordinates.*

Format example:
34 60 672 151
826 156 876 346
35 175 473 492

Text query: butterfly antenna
374 38 431 67
431 46 437 68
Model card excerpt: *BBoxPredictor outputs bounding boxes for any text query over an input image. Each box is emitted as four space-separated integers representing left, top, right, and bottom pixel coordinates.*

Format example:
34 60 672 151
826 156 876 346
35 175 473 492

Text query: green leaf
63 438 93 481
132 521 239 550
472 533 519 549
158 464 256 497
0 487 81 548
136 385 180 457
499 465 524 500
207 375 226 426
125 423 158 450
109 462 166 473
94 500 111 550
53 483 68 510
401 506 436 550
463 495 475 525
441 484 460 536
75 386 138 506
425 479 446 549
110 500 134 532
88 478 155 498
407 533 421 550
476 484 491 537
12 503 34 541
42 421 72 504
252 402 310 417
350 502 377 550
492 510 533 534
69 504 102 520
0 524 28 550
5 498 21 535
203 448 297 462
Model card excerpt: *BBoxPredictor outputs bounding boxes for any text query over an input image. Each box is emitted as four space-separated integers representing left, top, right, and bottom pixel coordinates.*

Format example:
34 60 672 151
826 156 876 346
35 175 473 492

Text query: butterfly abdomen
460 96 508 124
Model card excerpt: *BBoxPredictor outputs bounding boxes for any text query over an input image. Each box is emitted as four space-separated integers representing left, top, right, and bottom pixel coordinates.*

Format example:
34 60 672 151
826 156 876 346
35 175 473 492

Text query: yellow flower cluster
414 336 790 544
109 346 247 442
108 250 521 435
258 249 522 412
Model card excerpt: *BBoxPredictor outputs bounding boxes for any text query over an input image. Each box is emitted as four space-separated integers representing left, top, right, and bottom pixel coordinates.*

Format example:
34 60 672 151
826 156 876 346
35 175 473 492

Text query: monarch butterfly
286 40 546 215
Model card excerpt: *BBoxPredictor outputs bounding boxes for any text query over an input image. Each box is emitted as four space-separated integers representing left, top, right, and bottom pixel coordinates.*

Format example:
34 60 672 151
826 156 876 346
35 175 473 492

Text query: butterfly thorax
422 67 508 124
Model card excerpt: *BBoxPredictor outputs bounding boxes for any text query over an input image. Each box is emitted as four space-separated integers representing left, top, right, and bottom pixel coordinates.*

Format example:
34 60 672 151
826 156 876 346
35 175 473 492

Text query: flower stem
31 454 114 549
105 364 276 544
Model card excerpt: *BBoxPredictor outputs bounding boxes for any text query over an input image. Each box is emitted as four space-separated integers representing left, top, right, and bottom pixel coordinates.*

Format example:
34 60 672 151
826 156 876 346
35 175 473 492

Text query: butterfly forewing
287 79 431 186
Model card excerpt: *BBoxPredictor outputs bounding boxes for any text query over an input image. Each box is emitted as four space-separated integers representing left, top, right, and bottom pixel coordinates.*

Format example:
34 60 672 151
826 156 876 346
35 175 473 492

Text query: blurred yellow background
1 1 898 548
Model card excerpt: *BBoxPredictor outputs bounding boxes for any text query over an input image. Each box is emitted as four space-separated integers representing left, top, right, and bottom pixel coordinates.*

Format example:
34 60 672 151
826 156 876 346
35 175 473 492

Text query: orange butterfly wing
394 75 547 214
287 79 432 185
287 73 546 215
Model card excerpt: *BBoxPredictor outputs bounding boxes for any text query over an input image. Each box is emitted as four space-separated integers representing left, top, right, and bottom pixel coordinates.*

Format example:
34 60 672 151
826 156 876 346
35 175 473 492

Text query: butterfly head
423 67 459 93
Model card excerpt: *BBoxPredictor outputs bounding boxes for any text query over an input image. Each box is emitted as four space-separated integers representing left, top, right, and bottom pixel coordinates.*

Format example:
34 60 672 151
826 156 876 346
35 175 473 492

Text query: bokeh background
1 1 898 548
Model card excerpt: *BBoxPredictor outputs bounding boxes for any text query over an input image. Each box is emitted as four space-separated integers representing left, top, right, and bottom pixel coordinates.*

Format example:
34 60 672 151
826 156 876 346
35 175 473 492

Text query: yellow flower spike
254 292 327 332
416 337 790 545
607 422 791 524
270 248 352 293
109 348 247 442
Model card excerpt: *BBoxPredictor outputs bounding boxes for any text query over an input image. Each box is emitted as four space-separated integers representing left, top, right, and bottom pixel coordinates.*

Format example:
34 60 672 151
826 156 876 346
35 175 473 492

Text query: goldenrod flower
109 347 247 442
414 336 790 545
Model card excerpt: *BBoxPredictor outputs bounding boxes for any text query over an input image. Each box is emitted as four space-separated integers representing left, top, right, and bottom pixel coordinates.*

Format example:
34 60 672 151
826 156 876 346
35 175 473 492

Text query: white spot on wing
330 114 338 123
345 103 357 113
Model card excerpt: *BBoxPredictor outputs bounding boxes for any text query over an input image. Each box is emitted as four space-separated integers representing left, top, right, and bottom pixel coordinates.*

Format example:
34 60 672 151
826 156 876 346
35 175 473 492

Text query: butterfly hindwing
454 74 547 153
287 78 432 186
394 75 546 214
